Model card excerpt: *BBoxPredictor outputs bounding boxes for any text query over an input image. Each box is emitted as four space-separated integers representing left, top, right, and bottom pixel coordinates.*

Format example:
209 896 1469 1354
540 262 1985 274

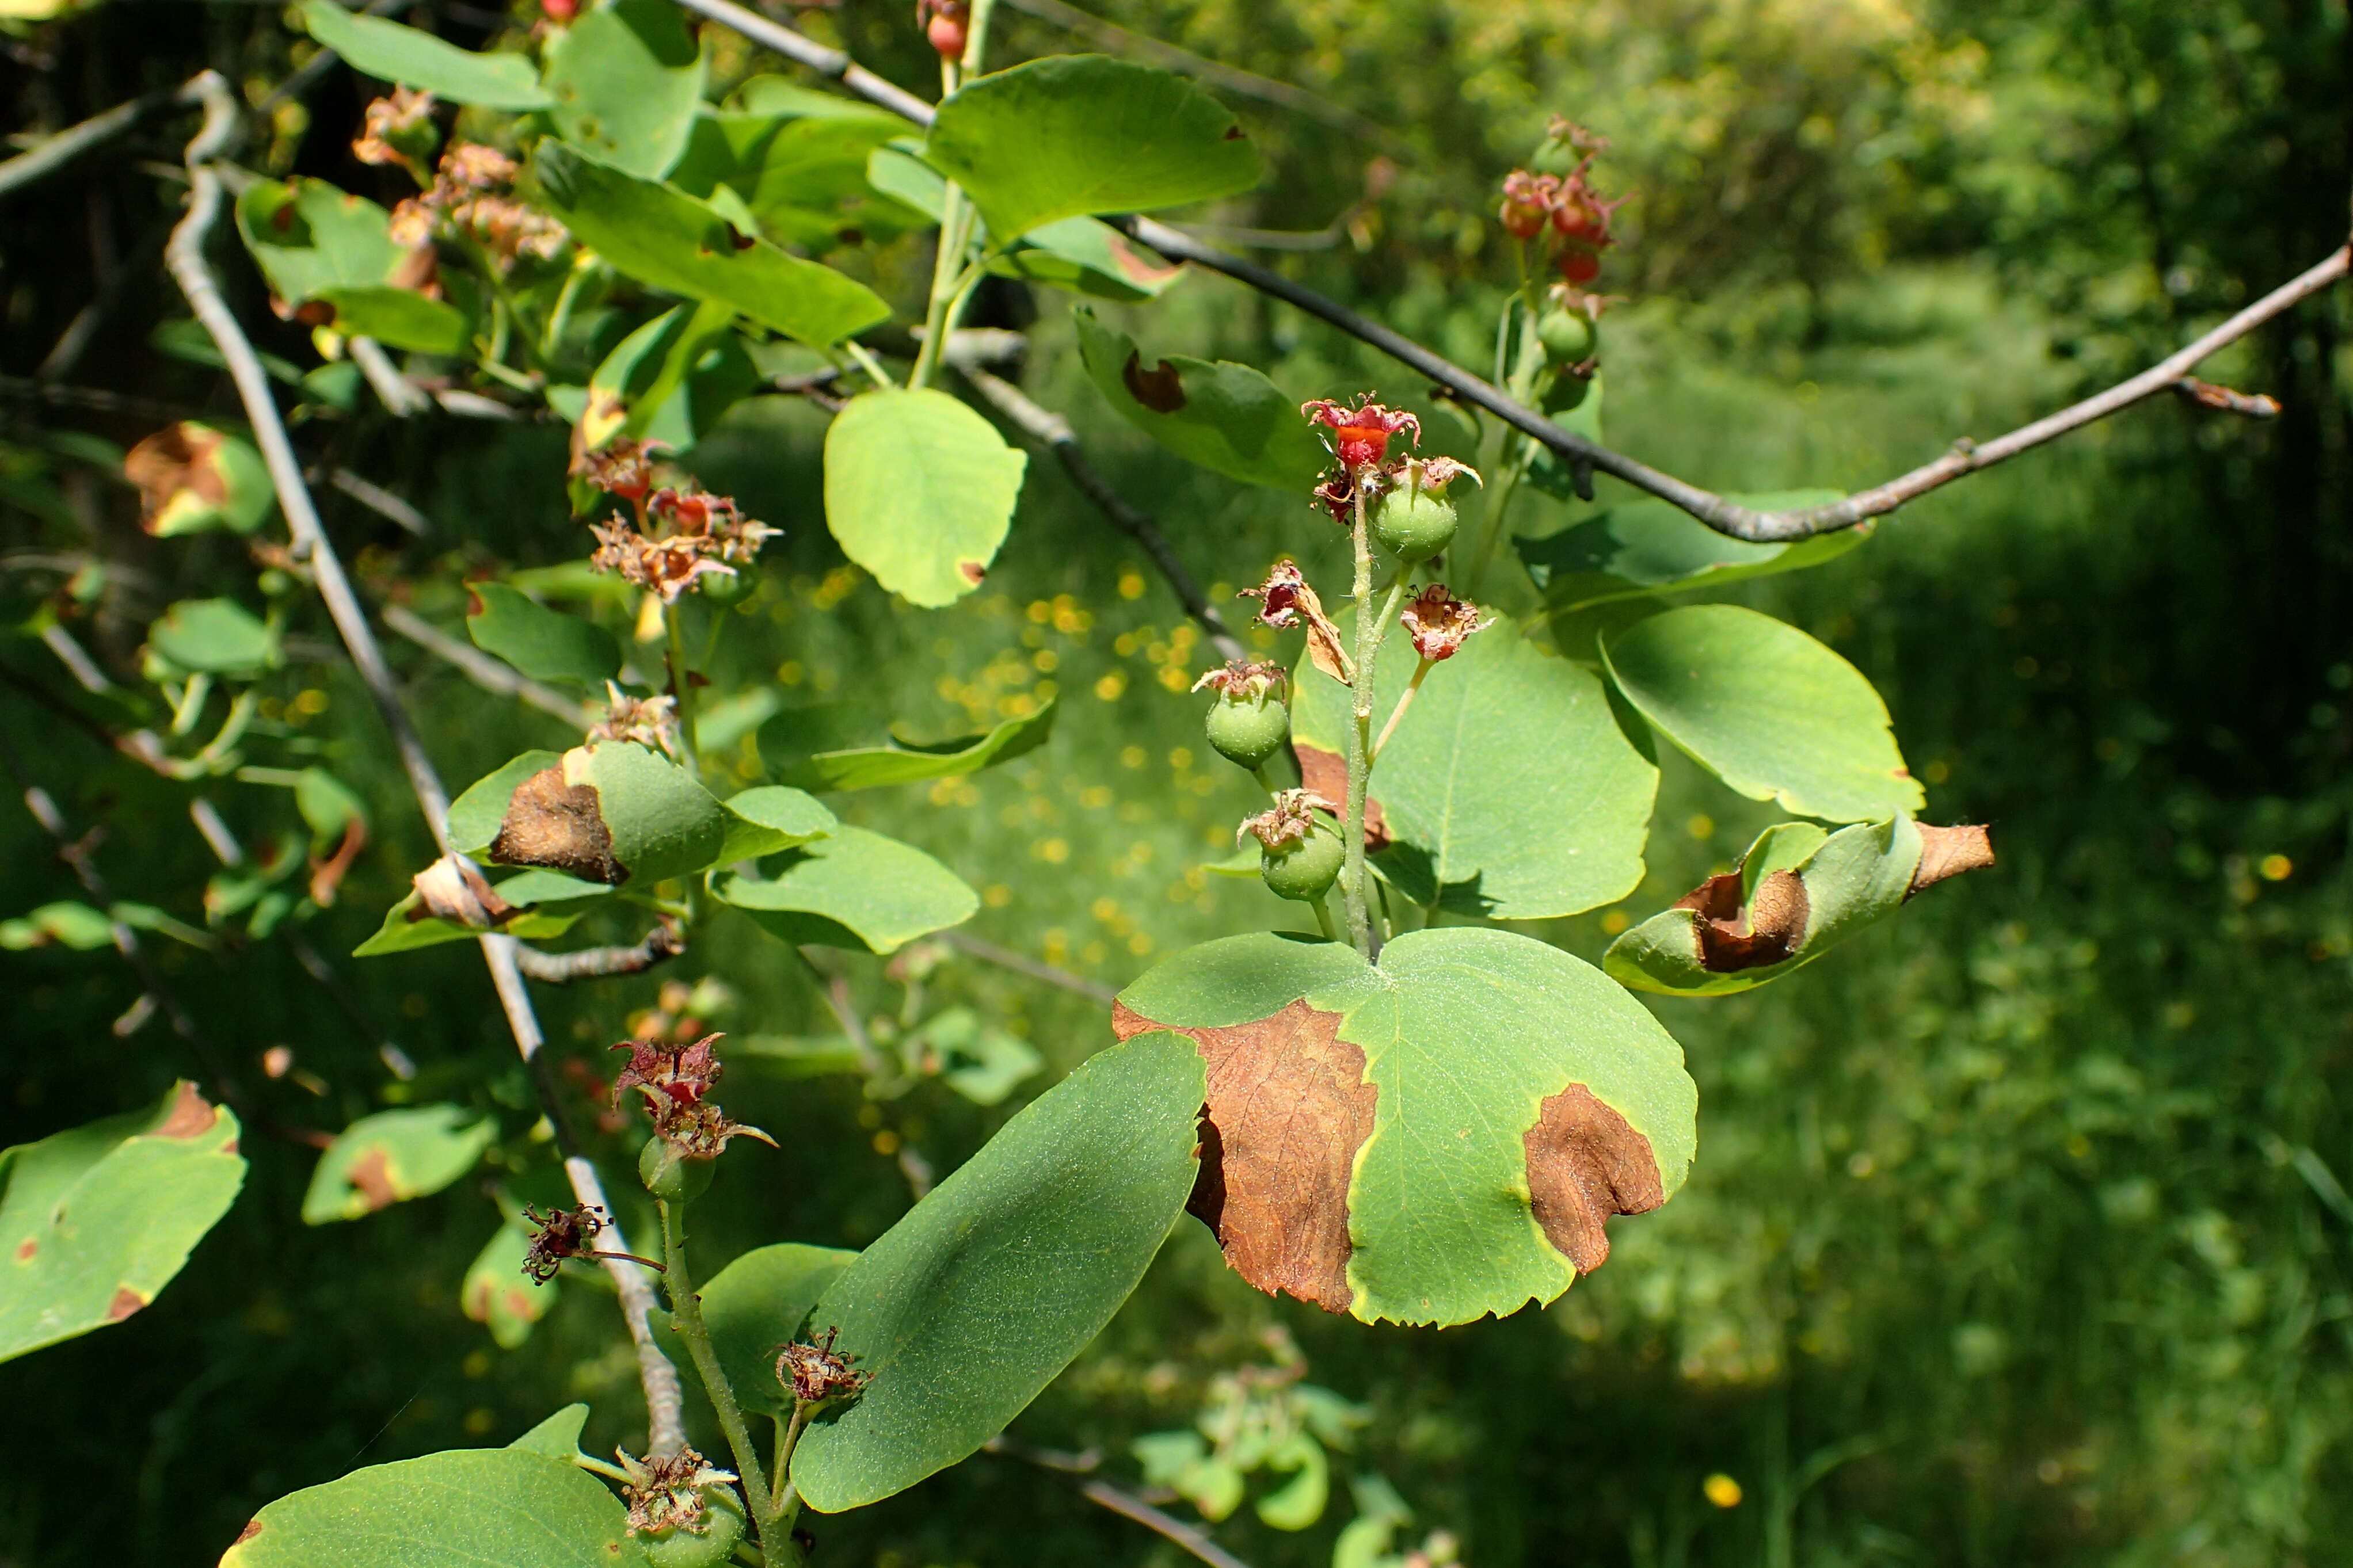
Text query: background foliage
1 0 2348 1564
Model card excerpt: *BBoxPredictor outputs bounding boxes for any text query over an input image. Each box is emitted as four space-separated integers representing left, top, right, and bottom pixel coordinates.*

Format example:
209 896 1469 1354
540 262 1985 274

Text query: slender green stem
908 49 978 392
666 602 701 777
542 257 592 357
1373 658 1434 758
1309 896 1338 943
1250 762 1283 799
840 338 891 387
1339 487 1376 957
960 0 1000 72
657 1200 785 1563
770 1402 815 1527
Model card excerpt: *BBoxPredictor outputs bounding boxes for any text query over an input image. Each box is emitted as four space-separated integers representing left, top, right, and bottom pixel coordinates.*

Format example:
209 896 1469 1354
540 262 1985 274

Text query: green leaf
695 1242 858 1419
727 75 898 120
540 0 705 179
729 1034 869 1078
462 1220 553 1349
1602 603 1923 822
992 215 1185 302
350 892 581 957
1255 1435 1329 1530
1115 927 1697 1326
1073 308 1327 490
448 751 565 854
233 177 410 305
578 300 759 451
715 826 977 955
465 583 620 686
922 55 1264 240
301 1106 494 1223
760 697 1056 791
507 1404 592 1462
718 785 837 861
1516 490 1863 609
219 1448 644 1568
1290 613 1657 919
300 0 553 107
822 387 1027 608
532 143 890 346
923 1009 1045 1105
148 598 278 676
791 1029 1206 1512
0 901 116 951
1604 815 1990 996
483 742 732 888
490 869 616 904
294 766 368 848
312 285 471 356
0 1082 245 1363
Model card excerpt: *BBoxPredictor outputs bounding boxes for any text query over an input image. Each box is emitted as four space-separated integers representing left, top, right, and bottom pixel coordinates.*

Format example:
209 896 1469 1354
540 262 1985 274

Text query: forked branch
672 1 2352 547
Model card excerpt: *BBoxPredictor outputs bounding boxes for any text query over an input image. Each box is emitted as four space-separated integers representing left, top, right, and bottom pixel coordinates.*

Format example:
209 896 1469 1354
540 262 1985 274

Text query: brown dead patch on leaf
1910 823 1994 895
155 1081 219 1139
1673 868 1808 973
1107 234 1181 288
408 854 521 928
960 560 987 585
235 1519 264 1545
1113 998 1375 1314
1293 745 1390 850
1122 351 1186 413
106 1286 147 1322
347 1149 401 1214
1524 1084 1665 1273
124 424 227 529
14 1238 35 1263
490 766 626 884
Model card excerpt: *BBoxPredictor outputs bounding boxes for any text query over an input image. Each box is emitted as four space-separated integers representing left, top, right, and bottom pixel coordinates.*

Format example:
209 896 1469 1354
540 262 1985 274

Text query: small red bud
1558 246 1602 285
540 0 577 20
924 0 968 58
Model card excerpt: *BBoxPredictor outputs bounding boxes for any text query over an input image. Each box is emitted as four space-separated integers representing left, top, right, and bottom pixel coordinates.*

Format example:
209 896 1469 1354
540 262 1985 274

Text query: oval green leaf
1115 927 1697 1327
235 178 410 305
302 1105 493 1224
717 785 837 861
1602 602 1923 823
540 0 705 178
791 1029 1206 1512
464 583 620 686
462 1220 553 1349
350 890 581 957
219 1448 643 1568
531 143 890 346
715 826 977 954
447 750 565 854
1516 490 1862 609
1290 613 1657 919
759 696 1056 792
1073 307 1327 490
0 1082 246 1363
149 598 279 677
485 742 730 887
922 54 1264 241
823 387 1027 608
299 0 553 109
313 285 470 356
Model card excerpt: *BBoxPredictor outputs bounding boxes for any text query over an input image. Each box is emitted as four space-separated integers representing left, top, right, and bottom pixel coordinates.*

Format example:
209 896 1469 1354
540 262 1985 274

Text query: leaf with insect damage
1113 927 1696 1327
302 1105 492 1224
462 1220 555 1349
1605 816 1993 997
0 1082 246 1364
486 742 729 887
822 387 1027 609
1072 308 1328 490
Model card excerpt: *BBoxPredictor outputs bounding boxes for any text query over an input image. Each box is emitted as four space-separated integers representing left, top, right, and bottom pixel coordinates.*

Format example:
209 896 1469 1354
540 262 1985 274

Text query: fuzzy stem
1373 658 1434 758
770 1402 816 1527
840 338 891 387
665 602 701 776
1309 896 1338 943
1339 486 1376 957
658 1199 786 1562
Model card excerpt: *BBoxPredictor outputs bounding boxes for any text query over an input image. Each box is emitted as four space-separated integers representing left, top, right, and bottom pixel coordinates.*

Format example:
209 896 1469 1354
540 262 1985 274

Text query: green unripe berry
1536 307 1597 365
1369 486 1460 563
1260 819 1344 902
1541 369 1591 414
1205 692 1290 770
639 1136 715 1205
639 1486 747 1568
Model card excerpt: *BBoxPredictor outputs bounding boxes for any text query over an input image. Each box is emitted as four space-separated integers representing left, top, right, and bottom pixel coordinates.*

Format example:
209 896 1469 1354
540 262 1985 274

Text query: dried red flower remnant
1300 396 1421 471
1238 788 1337 851
616 1448 738 1537
519 1203 663 1282
612 1033 775 1158
777 1326 873 1405
1399 584 1492 661
1193 659 1288 701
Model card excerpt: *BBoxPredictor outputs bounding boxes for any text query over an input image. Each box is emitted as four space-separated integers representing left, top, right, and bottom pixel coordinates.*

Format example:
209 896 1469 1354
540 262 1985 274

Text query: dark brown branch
950 356 1250 665
2174 376 2281 418
664 2 2352 547
513 922 687 983
984 1437 1255 1568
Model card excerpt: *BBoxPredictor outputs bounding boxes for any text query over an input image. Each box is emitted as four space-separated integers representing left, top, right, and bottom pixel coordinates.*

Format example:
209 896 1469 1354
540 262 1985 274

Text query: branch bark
0 75 208 204
162 72 685 1455
670 1 2352 547
513 923 686 983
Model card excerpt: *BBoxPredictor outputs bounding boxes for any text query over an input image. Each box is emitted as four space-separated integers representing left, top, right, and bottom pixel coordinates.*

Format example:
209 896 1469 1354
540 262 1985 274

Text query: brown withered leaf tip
123 425 228 527
1113 998 1373 1313
155 1082 219 1139
1910 823 1994 895
1673 868 1809 973
106 1286 146 1322
1524 1085 1665 1272
347 1149 401 1214
490 766 626 885
1122 350 1187 413
1293 745 1391 850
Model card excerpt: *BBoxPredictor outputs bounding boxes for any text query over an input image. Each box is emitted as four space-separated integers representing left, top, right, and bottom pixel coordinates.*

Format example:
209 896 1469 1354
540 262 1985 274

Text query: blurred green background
2 0 2350 1564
